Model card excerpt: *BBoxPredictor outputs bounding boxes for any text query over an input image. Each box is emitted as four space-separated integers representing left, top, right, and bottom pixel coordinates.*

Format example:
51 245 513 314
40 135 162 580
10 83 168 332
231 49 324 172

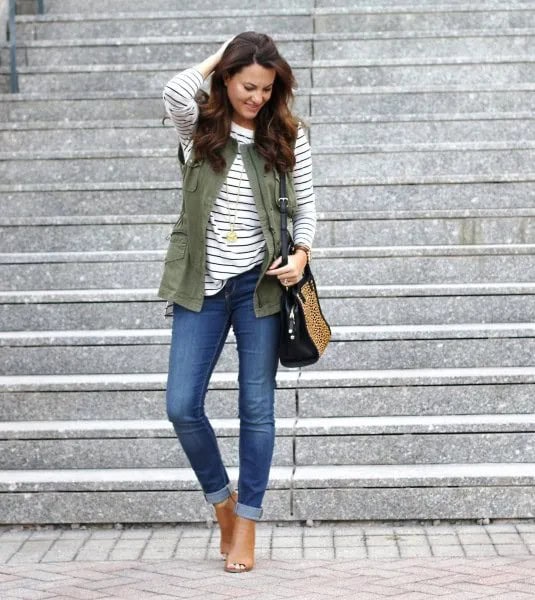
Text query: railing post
8 0 44 93
8 0 19 93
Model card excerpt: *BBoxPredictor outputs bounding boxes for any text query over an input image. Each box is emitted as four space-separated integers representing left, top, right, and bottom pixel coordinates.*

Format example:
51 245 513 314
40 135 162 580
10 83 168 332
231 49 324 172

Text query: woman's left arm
266 125 317 285
291 125 317 251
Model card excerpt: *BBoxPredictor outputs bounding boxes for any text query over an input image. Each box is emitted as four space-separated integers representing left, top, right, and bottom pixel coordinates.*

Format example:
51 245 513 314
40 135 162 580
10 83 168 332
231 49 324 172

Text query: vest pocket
183 159 202 191
164 233 188 262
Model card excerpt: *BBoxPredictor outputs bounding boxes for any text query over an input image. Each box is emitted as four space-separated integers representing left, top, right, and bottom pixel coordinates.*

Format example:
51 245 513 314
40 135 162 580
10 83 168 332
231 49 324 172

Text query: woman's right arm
162 38 235 143
162 68 205 143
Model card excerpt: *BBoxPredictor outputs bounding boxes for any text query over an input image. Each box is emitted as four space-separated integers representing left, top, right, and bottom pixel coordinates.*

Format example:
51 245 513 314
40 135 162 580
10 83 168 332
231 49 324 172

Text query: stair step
5 206 535 222
300 382 535 419
296 419 535 466
1 38 311 67
314 5 535 34
7 243 535 259
300 462 535 487
0 465 292 522
317 31 535 60
40 0 527 14
0 464 532 523
313 59 535 88
13 6 535 41
7 206 535 224
312 116 535 148
0 385 296 422
0 419 295 470
2 413 533 437
41 0 312 12
0 465 262 492
5 322 535 343
14 10 313 41
6 139 535 157
2 143 535 186
36 0 535 13
7 58 535 93
3 324 535 375
0 370 295 421
3 116 535 153
6 365 535 390
296 437 534 466
0 186 181 217
292 463 535 518
3 245 535 290
4 282 535 330
0 89 193 122
0 465 292 489
3 86 535 122
6 281 535 300
1 181 534 217
2 367 535 420
318 0 533 6
1 415 532 470
4 30 535 67
0 418 293 438
312 84 535 118
2 211 535 251
6 63 309 93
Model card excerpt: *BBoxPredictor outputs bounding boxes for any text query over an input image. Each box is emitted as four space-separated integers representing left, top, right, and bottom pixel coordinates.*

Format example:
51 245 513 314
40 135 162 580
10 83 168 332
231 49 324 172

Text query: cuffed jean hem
235 501 263 521
204 482 234 505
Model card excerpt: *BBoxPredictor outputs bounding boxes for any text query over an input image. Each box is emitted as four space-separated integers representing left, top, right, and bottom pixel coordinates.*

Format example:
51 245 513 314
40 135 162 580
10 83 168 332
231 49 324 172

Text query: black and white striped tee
163 67 317 296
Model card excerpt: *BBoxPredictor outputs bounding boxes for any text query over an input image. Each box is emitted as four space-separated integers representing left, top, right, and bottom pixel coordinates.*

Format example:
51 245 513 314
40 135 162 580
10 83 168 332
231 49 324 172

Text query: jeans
165 265 280 521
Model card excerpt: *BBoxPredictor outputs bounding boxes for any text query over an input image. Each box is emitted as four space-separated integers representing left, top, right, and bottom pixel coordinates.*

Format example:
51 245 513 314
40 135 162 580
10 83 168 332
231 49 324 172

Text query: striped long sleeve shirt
163 67 317 296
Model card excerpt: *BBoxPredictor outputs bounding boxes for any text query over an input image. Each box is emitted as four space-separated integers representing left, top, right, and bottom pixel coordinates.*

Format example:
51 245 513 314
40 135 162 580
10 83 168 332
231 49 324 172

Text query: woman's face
224 63 276 129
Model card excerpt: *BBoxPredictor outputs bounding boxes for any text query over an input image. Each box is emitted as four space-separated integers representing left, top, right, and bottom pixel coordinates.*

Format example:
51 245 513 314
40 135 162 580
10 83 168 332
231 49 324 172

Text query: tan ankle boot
225 516 255 573
213 491 237 559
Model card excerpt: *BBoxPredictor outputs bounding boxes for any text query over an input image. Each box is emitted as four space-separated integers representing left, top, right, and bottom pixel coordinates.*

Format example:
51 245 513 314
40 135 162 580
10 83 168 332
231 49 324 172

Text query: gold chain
225 161 244 243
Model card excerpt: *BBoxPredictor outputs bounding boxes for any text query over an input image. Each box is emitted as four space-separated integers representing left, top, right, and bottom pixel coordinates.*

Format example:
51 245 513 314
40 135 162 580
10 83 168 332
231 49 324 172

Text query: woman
159 32 316 573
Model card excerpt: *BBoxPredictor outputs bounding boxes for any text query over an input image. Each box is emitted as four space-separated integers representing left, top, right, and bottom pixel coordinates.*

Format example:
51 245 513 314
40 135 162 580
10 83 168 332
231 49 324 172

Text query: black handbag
278 173 331 367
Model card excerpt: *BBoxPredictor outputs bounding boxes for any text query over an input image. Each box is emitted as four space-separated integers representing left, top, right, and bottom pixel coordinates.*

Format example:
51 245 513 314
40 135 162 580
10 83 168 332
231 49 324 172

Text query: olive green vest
157 137 297 317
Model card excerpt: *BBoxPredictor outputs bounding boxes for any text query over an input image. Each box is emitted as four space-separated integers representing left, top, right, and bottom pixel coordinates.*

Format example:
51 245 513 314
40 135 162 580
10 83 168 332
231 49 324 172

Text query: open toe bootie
224 516 255 573
214 491 238 559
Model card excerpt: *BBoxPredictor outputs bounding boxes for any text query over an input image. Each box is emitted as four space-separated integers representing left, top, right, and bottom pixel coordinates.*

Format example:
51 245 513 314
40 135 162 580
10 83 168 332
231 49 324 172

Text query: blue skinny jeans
165 265 280 521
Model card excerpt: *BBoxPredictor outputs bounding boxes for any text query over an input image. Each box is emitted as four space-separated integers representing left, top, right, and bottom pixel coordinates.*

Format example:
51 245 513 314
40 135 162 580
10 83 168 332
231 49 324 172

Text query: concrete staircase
1 0 535 523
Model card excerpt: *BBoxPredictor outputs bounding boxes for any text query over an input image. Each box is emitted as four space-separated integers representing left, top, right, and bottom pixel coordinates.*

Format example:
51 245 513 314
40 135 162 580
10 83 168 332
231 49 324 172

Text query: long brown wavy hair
192 32 299 173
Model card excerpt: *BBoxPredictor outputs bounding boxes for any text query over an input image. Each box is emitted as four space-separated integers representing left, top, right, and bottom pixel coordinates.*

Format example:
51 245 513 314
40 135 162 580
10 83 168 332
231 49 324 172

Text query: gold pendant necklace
226 230 238 243
225 161 243 244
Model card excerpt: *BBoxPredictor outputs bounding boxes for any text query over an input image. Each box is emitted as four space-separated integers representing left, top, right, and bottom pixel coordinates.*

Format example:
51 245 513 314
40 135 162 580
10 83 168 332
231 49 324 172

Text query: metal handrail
8 0 45 93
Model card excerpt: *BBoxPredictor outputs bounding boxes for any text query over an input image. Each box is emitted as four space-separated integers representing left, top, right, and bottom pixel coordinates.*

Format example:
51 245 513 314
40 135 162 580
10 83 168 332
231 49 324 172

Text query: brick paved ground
1 522 535 598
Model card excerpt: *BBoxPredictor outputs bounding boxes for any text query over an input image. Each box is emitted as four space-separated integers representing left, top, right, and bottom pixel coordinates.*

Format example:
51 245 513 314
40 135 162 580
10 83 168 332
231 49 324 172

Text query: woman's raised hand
195 36 236 79
213 36 235 62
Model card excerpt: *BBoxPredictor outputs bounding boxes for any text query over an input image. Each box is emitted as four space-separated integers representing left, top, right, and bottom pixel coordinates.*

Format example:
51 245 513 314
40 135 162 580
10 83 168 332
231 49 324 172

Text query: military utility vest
158 137 297 317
